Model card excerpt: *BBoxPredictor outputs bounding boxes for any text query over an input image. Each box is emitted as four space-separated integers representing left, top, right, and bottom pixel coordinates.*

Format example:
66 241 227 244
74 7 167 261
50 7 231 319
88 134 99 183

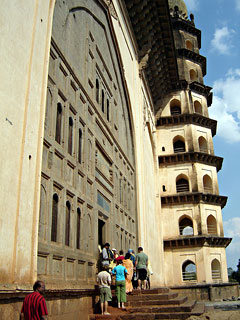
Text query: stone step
89 306 128 320
90 302 205 320
126 296 188 307
131 288 170 295
154 302 205 319
119 303 204 319
127 300 196 314
127 293 178 302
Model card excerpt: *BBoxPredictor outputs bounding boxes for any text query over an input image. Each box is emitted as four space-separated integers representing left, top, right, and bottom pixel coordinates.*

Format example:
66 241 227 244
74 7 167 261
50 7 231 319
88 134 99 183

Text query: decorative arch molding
194 100 202 114
176 174 190 193
170 98 181 115
179 215 194 236
211 258 221 281
51 0 137 167
198 136 208 153
203 174 213 193
186 39 193 51
173 135 186 153
182 260 197 282
207 214 217 235
190 69 197 82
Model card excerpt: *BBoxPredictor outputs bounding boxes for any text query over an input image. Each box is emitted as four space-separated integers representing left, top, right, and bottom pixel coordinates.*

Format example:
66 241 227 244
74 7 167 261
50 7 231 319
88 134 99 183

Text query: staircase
89 288 205 319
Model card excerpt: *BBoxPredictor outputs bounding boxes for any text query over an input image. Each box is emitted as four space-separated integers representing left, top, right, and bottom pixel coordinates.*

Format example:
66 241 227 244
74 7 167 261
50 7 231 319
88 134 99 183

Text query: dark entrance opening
98 219 105 248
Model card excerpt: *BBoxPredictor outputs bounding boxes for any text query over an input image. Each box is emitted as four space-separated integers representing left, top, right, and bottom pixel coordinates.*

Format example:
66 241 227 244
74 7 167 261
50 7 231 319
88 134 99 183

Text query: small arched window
186 40 193 50
39 184 47 239
96 78 99 103
170 99 181 115
45 88 53 133
101 90 105 112
207 215 217 235
76 208 81 249
182 260 197 281
55 103 62 144
65 201 71 246
78 128 83 164
199 136 208 153
194 101 202 114
190 69 197 81
51 193 59 242
88 139 92 172
68 117 73 155
211 259 221 281
179 217 194 236
176 176 189 193
173 136 186 153
203 174 213 193
107 99 110 121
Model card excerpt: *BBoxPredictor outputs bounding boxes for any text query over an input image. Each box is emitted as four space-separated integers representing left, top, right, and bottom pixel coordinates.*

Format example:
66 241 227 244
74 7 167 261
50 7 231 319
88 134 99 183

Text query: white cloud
184 0 199 12
210 27 235 55
224 217 240 238
209 69 240 143
236 0 240 11
223 217 240 268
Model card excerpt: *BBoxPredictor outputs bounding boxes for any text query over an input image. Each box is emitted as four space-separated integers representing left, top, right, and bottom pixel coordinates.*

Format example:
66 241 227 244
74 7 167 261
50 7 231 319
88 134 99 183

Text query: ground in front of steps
188 310 240 320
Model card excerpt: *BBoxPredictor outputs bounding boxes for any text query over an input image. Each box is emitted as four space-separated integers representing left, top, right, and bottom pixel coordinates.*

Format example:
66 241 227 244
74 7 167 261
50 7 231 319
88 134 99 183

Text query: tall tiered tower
156 0 231 286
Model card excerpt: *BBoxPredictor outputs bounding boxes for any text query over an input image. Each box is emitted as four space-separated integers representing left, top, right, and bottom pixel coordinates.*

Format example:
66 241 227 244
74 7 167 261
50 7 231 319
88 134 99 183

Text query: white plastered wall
0 0 55 288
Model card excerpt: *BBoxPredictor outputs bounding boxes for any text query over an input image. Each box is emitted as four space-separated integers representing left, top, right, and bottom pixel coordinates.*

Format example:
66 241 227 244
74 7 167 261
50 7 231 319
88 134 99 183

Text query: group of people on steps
97 243 151 315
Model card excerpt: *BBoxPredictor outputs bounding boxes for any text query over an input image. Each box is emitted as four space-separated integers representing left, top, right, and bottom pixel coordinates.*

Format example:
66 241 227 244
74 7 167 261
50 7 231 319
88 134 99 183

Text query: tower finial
168 0 188 20
174 6 179 18
190 13 195 26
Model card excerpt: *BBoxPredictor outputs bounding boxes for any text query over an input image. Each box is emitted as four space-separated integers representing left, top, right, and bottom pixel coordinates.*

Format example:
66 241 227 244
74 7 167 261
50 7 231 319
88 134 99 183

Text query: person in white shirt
97 265 112 315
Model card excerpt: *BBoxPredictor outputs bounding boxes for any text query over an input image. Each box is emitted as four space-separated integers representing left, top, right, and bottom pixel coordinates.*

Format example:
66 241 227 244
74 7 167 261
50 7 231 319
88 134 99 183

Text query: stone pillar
0 0 55 288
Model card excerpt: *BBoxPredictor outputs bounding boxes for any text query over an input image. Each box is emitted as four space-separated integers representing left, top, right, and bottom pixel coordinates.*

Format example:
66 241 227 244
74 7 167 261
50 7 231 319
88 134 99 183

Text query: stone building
0 0 233 318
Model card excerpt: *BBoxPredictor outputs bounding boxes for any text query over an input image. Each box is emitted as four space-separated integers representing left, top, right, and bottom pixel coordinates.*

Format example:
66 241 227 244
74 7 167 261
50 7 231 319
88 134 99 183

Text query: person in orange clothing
123 252 133 294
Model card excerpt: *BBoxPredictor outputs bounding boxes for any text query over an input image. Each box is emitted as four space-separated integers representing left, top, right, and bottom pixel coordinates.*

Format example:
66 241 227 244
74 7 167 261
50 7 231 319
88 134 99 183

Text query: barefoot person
112 260 128 309
97 265 112 315
135 247 148 290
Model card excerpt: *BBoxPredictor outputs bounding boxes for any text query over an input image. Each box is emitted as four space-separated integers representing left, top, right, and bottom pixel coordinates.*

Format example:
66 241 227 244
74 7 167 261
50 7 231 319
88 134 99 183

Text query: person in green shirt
135 247 148 290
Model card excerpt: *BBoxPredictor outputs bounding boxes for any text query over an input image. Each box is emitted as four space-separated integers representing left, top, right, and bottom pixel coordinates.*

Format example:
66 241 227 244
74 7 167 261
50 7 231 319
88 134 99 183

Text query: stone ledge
156 113 216 136
158 152 223 172
161 192 228 209
0 288 98 303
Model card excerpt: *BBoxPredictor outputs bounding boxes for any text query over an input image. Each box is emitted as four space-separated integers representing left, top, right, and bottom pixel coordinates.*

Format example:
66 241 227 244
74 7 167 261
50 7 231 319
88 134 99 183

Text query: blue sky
184 0 240 269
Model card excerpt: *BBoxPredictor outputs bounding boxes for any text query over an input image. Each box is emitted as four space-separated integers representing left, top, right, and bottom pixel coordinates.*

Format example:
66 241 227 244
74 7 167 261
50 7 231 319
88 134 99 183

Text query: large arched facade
0 0 164 291
38 0 139 288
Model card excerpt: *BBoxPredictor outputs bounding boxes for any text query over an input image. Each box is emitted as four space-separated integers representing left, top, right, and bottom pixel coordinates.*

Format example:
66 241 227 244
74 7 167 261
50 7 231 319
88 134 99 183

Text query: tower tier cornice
189 82 213 106
171 18 201 48
164 236 232 249
164 80 213 106
156 114 217 136
177 48 206 76
161 192 227 208
158 152 223 172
